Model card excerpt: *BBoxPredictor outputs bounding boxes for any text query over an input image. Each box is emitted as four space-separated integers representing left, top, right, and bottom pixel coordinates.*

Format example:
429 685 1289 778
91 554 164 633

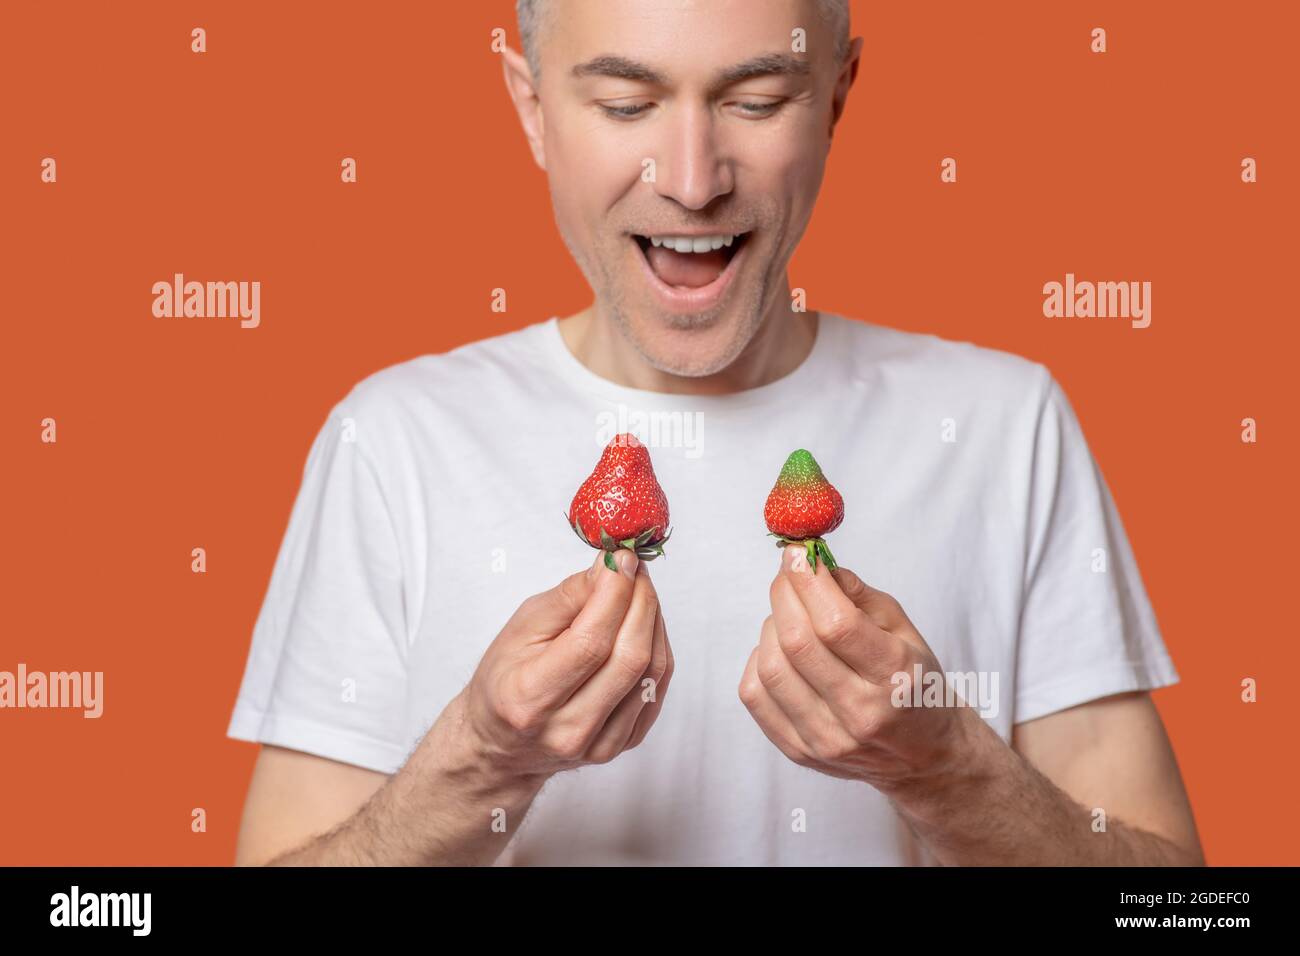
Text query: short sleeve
226 404 411 773
1013 370 1179 725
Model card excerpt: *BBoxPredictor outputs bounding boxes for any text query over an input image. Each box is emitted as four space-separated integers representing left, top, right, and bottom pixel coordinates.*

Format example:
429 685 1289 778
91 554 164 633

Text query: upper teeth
648 234 738 253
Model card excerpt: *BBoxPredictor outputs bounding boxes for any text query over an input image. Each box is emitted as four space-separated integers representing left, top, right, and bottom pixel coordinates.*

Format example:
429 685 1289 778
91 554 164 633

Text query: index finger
778 545 909 683
524 548 641 707
827 565 933 658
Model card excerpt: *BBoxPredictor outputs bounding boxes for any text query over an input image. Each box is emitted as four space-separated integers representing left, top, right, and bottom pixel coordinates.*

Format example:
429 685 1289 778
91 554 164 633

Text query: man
227 0 1203 865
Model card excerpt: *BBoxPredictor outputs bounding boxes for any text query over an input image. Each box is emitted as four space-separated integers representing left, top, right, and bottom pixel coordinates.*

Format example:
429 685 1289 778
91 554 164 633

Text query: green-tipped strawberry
568 433 672 572
764 448 844 572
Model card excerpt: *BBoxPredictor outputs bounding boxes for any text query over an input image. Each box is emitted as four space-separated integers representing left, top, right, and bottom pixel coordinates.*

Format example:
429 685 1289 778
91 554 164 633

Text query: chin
624 307 753 378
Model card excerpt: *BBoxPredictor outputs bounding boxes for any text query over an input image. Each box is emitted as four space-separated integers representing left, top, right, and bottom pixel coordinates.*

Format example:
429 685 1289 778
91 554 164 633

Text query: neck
557 290 819 397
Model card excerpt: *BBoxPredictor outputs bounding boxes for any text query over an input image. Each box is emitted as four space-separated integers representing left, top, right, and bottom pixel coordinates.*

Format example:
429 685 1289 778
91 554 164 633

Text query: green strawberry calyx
767 531 838 573
568 515 672 572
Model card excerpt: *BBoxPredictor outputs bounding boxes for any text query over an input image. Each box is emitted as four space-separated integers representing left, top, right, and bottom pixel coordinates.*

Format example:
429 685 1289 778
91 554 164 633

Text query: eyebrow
570 52 811 89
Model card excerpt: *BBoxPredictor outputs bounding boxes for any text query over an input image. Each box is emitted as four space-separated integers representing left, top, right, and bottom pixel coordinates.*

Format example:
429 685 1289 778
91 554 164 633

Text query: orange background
2 1 1295 865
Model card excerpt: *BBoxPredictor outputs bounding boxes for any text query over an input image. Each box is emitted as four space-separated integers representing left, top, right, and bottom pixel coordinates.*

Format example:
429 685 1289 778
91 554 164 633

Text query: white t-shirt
227 311 1178 865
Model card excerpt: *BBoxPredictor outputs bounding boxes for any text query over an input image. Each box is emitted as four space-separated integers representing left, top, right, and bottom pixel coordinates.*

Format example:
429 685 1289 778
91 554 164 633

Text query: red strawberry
764 449 844 572
568 433 672 572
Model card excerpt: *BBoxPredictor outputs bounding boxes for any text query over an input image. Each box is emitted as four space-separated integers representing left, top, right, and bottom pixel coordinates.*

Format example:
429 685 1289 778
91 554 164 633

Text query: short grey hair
516 0 851 79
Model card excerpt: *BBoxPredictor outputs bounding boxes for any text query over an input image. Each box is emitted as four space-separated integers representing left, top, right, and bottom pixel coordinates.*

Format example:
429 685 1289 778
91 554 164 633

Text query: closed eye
599 102 654 119
732 100 784 117
597 100 787 121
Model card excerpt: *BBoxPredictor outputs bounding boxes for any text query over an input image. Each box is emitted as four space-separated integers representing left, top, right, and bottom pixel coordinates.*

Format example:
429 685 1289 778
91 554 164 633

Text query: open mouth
632 231 751 291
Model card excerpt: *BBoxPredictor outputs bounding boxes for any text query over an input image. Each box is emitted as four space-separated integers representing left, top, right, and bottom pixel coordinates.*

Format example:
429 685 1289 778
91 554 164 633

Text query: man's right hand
452 546 673 780
238 547 673 866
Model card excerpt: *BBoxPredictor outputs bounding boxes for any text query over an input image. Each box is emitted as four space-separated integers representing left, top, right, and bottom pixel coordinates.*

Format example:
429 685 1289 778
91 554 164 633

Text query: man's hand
738 544 1203 866
243 547 672 866
738 543 973 791
456 546 673 778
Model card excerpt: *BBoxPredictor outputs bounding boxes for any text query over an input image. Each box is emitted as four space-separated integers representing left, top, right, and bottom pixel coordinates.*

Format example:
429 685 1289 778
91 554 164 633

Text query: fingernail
785 545 809 574
616 549 639 578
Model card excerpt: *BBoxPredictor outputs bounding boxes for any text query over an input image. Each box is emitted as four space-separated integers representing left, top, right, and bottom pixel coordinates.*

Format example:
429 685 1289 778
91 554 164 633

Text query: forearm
266 695 546 866
881 710 1203 866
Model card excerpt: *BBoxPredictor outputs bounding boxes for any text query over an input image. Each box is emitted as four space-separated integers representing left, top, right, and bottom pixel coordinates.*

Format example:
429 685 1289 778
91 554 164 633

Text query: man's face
526 0 849 377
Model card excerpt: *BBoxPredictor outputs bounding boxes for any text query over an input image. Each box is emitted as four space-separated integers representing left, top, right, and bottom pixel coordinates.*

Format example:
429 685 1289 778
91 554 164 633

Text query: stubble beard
570 231 774 379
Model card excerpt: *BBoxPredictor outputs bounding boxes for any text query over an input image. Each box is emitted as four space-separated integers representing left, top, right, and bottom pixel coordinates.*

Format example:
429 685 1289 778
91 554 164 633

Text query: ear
828 36 864 139
501 45 547 171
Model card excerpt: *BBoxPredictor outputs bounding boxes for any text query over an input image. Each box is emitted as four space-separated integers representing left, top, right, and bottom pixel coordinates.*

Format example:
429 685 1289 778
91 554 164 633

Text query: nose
651 103 734 211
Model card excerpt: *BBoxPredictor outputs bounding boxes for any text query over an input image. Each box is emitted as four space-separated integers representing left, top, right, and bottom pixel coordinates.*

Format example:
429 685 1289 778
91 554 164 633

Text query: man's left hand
739 544 983 793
